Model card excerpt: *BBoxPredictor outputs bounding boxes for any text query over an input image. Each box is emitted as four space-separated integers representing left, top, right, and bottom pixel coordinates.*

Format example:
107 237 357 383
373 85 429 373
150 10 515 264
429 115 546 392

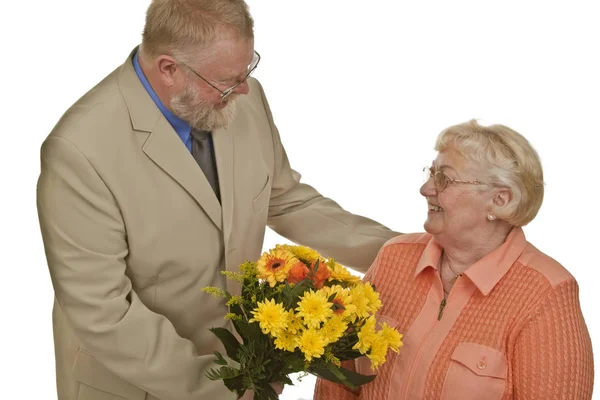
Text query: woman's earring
487 213 496 221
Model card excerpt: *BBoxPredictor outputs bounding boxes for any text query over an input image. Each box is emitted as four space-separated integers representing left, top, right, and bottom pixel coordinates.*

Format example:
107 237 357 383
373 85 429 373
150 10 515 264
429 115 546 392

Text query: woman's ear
491 187 513 212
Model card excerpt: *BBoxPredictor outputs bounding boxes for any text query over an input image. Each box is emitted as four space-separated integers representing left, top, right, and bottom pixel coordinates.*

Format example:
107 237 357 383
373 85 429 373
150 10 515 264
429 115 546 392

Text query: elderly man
36 1 398 399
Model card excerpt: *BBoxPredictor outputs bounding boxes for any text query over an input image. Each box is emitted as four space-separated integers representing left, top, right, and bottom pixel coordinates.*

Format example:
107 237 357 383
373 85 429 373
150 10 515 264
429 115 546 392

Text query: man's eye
219 78 238 86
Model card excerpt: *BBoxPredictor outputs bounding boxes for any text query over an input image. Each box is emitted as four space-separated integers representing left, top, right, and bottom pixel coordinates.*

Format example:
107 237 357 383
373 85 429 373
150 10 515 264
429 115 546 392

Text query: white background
1 1 598 399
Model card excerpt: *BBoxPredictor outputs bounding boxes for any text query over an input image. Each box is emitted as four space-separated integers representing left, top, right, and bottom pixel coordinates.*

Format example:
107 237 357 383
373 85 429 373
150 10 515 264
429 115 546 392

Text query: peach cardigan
314 228 594 399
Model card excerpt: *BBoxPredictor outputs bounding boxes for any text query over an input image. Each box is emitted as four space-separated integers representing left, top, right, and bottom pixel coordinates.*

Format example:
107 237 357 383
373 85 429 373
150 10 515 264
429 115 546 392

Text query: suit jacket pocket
252 173 271 214
73 349 147 400
440 342 507 400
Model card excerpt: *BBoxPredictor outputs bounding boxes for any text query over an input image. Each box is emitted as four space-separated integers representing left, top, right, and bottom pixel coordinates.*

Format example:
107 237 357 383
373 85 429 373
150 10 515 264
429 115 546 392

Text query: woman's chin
423 218 441 235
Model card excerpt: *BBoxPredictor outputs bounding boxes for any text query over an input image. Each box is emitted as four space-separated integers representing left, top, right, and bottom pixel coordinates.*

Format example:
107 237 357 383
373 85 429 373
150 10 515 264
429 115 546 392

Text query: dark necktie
190 129 221 202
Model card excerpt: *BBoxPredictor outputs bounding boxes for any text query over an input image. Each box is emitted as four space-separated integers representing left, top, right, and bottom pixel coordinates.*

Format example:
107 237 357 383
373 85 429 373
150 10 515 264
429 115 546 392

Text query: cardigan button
476 359 487 370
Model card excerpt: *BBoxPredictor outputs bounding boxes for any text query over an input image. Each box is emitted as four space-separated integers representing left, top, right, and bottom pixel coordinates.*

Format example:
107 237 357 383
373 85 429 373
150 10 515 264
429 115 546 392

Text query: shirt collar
414 227 528 296
414 237 443 277
132 50 192 143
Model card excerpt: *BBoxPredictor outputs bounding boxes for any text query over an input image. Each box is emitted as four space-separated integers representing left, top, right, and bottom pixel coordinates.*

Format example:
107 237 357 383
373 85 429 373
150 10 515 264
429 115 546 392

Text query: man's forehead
197 38 254 64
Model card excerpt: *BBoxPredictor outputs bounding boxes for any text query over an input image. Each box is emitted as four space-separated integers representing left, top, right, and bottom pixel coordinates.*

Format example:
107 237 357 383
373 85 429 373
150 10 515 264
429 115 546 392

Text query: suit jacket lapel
212 126 234 244
118 47 223 231
142 119 223 231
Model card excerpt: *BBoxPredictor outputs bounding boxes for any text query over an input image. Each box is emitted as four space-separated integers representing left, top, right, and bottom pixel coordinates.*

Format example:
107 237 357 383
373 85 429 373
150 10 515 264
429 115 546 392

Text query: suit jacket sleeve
255 82 401 273
37 137 236 400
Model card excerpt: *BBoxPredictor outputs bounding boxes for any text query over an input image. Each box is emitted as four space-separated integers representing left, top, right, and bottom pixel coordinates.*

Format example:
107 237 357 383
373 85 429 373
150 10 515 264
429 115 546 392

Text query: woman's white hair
435 119 544 226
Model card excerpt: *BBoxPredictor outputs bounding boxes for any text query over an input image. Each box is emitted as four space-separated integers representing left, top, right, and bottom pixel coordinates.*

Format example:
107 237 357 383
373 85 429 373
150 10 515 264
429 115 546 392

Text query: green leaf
327 292 338 302
280 376 294 386
284 355 307 373
335 349 363 361
339 367 377 386
329 365 349 382
253 382 280 400
222 375 246 395
229 302 243 315
213 351 229 366
282 280 310 309
209 327 241 362
309 364 376 390
206 365 241 381
309 366 347 387
233 319 262 345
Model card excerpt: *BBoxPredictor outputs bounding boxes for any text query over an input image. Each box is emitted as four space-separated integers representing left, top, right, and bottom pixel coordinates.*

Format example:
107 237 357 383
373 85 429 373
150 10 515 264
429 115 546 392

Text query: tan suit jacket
37 48 399 400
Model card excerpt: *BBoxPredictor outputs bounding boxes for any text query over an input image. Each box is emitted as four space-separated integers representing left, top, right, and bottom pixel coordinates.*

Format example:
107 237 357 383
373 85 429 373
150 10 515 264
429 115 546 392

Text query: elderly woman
314 120 594 399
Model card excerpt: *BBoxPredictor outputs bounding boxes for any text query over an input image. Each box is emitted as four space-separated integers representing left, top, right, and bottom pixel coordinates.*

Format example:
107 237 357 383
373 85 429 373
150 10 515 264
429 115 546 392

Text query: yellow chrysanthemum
297 329 327 362
278 244 322 264
362 282 383 314
353 316 377 354
381 322 403 353
327 260 362 286
350 286 371 320
296 289 334 329
320 315 348 344
249 299 288 336
323 285 358 318
286 310 304 335
257 248 299 287
349 283 383 319
274 329 298 352
367 333 389 369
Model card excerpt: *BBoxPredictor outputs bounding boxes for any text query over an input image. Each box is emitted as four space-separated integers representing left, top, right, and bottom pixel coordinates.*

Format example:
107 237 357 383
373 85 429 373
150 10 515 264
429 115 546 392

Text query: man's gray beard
170 83 238 132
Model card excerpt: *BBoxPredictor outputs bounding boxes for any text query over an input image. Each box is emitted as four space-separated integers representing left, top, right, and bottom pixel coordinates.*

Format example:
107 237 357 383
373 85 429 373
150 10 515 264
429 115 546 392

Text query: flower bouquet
202 245 403 399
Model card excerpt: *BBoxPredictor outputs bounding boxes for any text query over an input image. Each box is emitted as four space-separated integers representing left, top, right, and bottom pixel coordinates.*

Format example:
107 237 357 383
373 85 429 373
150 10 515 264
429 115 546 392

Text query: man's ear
156 55 179 86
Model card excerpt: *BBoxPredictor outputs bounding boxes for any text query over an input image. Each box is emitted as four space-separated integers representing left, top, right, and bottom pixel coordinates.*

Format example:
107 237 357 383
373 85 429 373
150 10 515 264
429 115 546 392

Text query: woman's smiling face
420 148 493 245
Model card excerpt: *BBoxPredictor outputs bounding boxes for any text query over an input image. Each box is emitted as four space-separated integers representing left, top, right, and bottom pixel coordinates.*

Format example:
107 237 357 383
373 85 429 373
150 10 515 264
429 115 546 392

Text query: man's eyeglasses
177 51 261 100
423 166 486 193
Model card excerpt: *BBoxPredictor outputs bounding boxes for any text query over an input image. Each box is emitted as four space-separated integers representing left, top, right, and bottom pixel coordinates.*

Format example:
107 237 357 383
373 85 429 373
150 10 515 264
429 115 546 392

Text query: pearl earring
487 213 496 221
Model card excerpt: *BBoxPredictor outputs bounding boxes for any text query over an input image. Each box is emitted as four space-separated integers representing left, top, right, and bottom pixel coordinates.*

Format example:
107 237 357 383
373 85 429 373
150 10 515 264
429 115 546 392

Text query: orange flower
331 297 345 315
287 262 310 284
257 248 299 287
323 285 357 317
310 259 331 289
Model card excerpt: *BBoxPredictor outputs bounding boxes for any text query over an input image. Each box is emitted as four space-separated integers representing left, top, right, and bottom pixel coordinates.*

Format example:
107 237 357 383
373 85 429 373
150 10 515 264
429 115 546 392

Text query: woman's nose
420 178 437 197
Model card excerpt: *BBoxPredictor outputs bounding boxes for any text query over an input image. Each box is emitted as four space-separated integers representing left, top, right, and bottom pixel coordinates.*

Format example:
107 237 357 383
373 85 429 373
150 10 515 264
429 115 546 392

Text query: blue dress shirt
132 51 194 152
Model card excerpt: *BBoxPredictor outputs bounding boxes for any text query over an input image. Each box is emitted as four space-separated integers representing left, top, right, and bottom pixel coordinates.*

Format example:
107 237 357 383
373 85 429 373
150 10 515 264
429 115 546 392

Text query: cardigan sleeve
512 278 594 399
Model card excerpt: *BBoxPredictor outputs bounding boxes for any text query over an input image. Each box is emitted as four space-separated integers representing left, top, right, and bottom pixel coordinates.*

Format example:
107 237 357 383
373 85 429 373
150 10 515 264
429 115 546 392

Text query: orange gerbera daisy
257 248 299 287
